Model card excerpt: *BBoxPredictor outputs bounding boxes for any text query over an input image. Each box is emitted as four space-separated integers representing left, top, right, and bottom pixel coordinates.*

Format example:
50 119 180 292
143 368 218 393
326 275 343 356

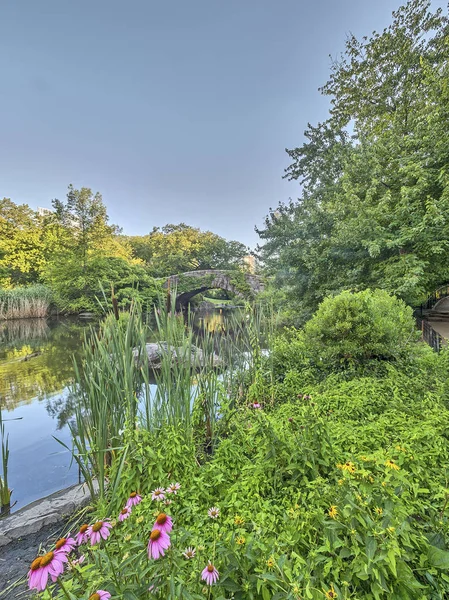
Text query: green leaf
427 545 449 569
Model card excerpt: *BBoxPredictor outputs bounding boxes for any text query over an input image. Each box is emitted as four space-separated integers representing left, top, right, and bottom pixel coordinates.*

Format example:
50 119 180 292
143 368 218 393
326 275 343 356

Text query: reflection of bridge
163 270 264 310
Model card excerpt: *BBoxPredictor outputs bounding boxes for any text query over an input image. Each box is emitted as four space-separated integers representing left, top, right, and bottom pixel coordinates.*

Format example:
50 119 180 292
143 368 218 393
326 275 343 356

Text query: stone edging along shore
0 481 99 547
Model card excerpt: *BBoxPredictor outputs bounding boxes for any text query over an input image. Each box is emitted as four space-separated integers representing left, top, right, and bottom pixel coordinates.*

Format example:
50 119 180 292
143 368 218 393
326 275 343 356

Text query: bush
303 289 418 370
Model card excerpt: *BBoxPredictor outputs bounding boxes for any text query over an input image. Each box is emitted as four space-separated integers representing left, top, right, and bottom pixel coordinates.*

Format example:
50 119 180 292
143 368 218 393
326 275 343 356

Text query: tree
127 224 248 277
258 0 449 318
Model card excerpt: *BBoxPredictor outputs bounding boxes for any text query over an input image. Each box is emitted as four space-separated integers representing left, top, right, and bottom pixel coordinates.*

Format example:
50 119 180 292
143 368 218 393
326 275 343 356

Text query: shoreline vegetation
0 286 52 321
16 289 449 599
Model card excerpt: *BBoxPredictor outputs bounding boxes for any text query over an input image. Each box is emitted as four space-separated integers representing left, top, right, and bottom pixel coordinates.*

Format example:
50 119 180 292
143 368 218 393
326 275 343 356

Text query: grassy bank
0 285 52 320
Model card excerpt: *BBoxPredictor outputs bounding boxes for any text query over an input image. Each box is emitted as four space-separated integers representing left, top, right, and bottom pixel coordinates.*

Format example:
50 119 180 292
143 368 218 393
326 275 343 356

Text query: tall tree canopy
126 223 248 277
257 0 449 320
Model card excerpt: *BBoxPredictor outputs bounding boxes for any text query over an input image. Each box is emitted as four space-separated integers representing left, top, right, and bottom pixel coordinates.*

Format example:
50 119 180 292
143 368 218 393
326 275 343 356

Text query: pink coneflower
75 524 90 545
251 402 261 409
151 487 166 501
147 528 171 559
208 506 220 519
54 536 76 553
68 555 85 570
119 506 132 522
88 591 111 600
167 482 181 494
126 492 142 508
201 561 219 585
27 551 67 591
163 499 172 506
182 547 196 559
87 521 112 545
153 512 173 534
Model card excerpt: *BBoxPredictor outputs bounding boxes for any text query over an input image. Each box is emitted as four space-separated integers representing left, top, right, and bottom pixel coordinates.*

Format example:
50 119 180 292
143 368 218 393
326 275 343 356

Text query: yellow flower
236 536 246 545
350 528 356 535
382 481 387 487
124 534 132 542
338 479 344 486
267 556 275 569
325 585 338 599
385 459 400 471
341 461 356 474
328 505 338 519
375 507 383 515
136 515 144 523
360 455 369 462
234 515 245 526
387 526 395 533
395 445 406 452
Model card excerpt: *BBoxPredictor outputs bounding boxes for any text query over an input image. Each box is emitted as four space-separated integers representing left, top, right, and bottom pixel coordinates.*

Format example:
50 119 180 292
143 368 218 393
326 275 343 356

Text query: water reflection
0 310 239 511
0 317 91 510
0 318 89 411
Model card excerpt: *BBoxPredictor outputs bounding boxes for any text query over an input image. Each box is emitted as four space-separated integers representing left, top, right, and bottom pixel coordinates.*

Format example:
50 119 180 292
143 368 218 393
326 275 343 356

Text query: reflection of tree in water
45 390 78 430
0 319 91 411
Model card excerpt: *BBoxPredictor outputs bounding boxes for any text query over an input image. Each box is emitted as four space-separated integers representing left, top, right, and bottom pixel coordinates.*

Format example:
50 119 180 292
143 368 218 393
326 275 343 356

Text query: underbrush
25 291 449 599
28 368 449 599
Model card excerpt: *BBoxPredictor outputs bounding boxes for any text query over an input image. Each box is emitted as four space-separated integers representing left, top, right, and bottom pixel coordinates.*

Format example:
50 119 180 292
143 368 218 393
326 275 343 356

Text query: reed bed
61 294 275 502
0 285 52 320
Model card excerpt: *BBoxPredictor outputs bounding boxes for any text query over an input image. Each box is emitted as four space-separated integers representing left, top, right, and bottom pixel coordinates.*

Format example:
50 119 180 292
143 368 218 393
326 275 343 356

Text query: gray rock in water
133 342 222 368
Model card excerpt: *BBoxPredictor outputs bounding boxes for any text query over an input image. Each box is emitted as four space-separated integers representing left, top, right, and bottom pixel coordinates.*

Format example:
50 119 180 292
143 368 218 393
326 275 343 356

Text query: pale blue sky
0 1 445 247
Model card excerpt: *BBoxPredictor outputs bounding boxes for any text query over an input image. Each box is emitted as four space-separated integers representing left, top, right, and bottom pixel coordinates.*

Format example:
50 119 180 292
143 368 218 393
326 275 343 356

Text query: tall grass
62 294 276 502
0 285 52 320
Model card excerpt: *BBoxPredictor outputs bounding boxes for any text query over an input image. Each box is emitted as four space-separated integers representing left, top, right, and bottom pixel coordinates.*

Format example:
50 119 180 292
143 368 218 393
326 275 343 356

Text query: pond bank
0 482 97 599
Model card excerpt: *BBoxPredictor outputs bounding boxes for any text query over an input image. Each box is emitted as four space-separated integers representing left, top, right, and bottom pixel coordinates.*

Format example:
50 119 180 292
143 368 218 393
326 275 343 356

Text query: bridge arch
163 270 264 310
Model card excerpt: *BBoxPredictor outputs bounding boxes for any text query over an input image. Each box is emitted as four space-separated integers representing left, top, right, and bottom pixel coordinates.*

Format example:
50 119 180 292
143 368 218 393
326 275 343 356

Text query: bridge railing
420 284 449 313
416 317 443 352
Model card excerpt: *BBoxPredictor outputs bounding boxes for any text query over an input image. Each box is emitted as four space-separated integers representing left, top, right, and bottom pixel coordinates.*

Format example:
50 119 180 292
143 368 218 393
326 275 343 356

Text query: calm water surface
0 310 232 512
0 318 91 511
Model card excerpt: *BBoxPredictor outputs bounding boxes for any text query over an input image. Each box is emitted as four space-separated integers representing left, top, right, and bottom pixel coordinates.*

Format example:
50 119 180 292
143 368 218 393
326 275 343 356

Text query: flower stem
57 577 72 600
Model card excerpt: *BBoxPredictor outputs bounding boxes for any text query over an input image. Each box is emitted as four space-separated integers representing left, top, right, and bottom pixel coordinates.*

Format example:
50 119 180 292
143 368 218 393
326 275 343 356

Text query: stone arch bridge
163 270 265 310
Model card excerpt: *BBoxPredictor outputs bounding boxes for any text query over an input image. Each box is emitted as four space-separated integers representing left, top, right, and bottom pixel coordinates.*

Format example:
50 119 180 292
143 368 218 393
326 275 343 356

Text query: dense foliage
0 189 249 313
126 223 248 278
257 0 449 321
24 289 449 600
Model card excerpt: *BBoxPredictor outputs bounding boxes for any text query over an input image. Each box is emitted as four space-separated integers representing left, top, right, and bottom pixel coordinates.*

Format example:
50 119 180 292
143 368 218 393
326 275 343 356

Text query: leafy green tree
127 223 248 277
258 0 449 317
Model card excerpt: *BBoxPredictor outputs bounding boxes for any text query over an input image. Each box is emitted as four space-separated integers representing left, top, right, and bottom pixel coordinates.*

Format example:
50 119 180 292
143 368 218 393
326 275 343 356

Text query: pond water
0 310 232 512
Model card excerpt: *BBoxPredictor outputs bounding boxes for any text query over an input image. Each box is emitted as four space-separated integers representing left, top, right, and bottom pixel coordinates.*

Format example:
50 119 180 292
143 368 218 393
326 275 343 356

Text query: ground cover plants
22 290 449 599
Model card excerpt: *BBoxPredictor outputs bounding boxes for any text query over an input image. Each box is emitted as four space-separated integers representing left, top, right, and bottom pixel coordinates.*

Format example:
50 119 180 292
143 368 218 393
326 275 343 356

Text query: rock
133 342 222 368
0 481 99 548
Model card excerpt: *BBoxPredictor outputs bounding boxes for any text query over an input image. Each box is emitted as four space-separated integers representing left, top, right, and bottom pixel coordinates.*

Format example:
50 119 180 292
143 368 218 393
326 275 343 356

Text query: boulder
133 342 222 369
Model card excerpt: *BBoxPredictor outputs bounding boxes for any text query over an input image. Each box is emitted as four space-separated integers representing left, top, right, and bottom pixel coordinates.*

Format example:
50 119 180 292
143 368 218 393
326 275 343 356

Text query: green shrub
303 289 418 371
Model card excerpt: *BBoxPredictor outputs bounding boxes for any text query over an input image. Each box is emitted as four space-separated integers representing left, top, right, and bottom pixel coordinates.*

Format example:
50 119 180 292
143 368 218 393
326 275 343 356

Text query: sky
0 0 445 248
